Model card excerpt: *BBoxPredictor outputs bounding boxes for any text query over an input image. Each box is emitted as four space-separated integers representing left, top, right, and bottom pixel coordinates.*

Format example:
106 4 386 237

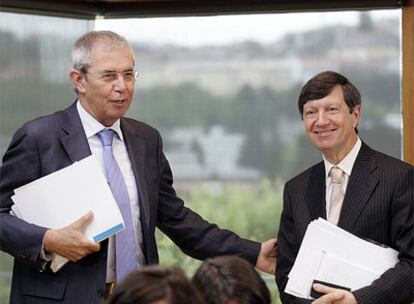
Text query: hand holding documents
285 218 398 299
10 155 124 272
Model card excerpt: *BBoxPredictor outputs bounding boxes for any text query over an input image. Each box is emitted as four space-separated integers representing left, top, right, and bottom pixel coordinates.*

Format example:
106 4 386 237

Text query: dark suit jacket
276 142 414 304
0 102 260 303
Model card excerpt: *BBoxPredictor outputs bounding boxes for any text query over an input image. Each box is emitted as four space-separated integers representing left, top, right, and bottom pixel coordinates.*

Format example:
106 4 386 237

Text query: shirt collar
76 100 124 141
323 137 361 179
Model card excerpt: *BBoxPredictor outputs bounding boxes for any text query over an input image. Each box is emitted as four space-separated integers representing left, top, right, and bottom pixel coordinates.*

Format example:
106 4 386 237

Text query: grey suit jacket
276 142 414 304
0 102 260 303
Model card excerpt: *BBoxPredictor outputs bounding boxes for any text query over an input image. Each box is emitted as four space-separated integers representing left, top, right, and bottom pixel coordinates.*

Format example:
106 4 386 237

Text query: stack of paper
11 155 124 271
285 218 398 299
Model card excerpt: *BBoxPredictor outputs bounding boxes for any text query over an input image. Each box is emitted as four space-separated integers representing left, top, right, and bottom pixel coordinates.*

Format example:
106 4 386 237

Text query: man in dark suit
0 31 276 303
276 71 413 304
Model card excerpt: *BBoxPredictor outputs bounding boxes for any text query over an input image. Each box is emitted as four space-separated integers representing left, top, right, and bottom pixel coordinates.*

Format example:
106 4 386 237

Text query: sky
95 10 398 47
0 9 398 47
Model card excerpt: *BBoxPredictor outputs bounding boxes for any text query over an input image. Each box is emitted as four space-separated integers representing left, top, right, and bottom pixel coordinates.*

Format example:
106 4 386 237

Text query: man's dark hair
106 266 205 304
298 71 361 117
192 256 271 304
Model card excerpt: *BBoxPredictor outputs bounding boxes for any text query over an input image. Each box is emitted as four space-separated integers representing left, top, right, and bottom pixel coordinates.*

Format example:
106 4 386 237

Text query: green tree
156 180 282 303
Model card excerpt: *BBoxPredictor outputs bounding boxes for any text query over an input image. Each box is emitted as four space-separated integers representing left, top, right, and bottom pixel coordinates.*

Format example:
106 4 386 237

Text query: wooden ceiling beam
0 0 100 19
0 0 401 19
101 0 401 18
402 0 414 165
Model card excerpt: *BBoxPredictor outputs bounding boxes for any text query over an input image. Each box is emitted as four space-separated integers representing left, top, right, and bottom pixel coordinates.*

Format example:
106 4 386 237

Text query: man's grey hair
71 30 135 72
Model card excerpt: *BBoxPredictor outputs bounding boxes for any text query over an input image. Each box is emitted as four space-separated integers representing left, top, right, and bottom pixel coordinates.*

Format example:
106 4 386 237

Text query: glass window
0 12 94 155
0 12 93 303
0 9 401 304
96 10 401 302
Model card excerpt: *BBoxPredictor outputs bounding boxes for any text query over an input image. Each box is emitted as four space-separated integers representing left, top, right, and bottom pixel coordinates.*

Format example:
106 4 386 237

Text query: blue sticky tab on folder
93 223 124 242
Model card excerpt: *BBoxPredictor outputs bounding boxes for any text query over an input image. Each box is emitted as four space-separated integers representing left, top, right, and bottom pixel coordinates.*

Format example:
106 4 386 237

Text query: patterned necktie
328 166 345 225
98 129 138 282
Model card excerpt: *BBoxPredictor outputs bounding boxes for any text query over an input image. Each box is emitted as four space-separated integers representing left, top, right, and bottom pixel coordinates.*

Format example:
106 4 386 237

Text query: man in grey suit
0 31 276 303
276 71 413 304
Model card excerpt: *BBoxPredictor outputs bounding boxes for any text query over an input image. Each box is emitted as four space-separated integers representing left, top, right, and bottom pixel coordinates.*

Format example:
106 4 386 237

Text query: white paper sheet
315 251 381 291
11 155 124 271
285 218 398 299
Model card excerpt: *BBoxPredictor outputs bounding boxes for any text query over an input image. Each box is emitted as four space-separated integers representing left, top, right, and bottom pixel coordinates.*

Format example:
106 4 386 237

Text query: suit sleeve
352 166 414 304
0 125 48 269
153 132 261 265
276 183 312 304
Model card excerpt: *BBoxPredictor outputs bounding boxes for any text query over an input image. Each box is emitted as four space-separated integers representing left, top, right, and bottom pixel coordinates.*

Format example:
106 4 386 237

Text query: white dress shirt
77 101 143 282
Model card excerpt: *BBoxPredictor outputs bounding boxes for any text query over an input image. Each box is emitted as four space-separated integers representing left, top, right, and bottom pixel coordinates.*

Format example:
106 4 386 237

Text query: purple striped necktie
98 129 138 282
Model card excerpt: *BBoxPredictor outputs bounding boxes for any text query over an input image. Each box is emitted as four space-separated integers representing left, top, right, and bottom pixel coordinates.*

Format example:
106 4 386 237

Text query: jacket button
97 288 105 297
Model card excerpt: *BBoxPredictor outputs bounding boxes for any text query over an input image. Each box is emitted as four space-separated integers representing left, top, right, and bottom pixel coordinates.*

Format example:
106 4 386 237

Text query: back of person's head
192 256 271 304
106 265 206 304
297 70 361 117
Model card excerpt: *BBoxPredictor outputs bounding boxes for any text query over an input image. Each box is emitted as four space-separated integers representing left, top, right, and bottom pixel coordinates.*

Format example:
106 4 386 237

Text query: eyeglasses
86 70 138 83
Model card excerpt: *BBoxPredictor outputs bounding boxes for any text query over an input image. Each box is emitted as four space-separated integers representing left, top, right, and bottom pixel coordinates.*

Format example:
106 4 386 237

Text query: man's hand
255 238 277 274
43 211 100 261
311 283 357 304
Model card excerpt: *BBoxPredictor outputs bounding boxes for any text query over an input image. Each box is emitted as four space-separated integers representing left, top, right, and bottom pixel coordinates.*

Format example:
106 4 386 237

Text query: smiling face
70 43 136 126
302 85 361 164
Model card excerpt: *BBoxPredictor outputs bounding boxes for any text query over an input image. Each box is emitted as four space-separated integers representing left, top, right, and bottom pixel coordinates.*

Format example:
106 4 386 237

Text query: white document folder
314 251 380 291
285 218 398 299
11 155 124 271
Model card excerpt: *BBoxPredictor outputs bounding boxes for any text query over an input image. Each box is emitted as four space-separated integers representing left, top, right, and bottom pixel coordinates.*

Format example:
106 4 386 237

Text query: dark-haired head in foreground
106 266 206 304
192 255 271 304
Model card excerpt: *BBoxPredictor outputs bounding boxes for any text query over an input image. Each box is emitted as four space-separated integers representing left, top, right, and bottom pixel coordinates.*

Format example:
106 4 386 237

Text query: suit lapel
307 162 327 220
120 119 150 230
338 142 379 231
59 102 91 162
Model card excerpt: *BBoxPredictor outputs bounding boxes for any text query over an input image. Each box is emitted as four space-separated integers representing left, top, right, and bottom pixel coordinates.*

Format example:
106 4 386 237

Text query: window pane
0 12 94 155
0 12 93 303
96 10 401 302
0 9 401 304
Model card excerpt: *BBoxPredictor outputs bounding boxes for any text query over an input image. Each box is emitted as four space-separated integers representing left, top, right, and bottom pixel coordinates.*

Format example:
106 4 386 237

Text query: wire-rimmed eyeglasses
85 70 138 83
